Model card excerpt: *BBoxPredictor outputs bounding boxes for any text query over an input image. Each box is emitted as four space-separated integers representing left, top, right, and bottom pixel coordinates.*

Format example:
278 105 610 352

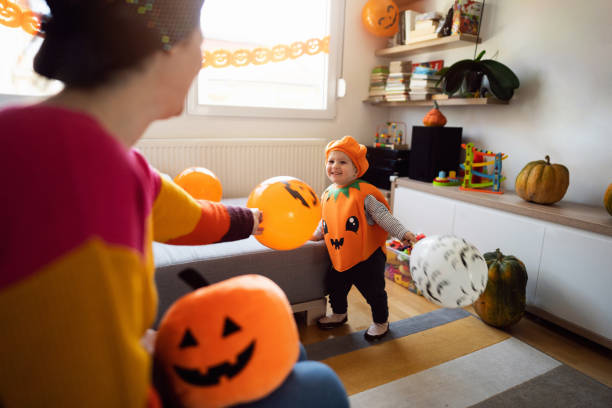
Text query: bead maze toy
374 121 408 149
459 142 508 194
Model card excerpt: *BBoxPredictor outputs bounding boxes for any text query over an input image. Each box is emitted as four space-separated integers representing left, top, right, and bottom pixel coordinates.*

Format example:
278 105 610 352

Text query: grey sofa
152 198 330 327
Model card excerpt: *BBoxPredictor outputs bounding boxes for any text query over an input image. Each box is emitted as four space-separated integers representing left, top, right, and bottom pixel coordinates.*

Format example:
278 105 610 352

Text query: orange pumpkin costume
322 180 389 272
320 136 392 327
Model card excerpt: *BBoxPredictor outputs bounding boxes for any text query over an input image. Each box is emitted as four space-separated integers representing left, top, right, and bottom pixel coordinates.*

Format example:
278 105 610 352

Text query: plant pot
465 71 484 92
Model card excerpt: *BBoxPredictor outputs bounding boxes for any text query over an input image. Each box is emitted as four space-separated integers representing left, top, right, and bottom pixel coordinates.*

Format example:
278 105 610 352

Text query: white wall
389 0 612 206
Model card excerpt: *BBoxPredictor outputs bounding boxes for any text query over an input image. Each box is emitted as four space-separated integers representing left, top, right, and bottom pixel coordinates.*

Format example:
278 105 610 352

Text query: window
188 0 345 119
0 0 62 97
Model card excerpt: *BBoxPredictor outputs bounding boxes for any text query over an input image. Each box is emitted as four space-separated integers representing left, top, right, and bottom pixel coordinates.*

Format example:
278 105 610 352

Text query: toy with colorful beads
459 142 508 194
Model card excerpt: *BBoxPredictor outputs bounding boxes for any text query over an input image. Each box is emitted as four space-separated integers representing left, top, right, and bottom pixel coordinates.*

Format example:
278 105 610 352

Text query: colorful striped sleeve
149 169 255 245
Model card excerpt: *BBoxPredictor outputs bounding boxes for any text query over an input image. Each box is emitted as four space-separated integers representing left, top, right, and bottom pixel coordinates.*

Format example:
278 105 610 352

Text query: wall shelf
364 97 508 107
375 34 480 58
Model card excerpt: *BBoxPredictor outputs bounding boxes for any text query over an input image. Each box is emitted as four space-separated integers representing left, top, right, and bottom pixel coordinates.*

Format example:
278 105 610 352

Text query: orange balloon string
1 1 330 70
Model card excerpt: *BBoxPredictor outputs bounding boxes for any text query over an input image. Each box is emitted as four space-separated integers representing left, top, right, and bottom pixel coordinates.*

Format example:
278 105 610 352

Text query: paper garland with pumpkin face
154 274 299 408
322 179 389 272
361 0 400 37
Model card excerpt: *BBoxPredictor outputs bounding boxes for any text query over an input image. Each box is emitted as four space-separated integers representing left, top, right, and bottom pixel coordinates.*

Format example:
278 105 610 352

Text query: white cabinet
454 202 545 304
391 181 612 348
392 187 455 236
536 225 612 341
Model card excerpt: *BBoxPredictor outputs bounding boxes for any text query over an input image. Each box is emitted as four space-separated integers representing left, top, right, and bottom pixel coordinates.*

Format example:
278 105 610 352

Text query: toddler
311 136 416 340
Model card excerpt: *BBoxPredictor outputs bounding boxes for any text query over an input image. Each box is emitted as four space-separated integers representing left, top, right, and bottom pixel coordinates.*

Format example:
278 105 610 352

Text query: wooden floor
298 281 612 388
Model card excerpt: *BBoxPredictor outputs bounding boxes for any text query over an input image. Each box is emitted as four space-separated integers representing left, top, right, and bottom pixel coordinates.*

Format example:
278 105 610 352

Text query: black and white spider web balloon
410 235 488 308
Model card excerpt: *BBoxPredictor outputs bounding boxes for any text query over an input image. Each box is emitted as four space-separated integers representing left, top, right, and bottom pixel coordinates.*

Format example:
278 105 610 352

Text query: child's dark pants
326 247 388 324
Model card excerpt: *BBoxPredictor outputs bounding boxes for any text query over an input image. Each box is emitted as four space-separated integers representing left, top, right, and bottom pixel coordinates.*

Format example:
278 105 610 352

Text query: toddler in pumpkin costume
312 136 416 340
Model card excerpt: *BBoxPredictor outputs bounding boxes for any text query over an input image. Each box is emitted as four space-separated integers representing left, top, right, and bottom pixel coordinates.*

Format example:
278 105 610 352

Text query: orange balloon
247 176 321 250
174 167 223 202
362 0 399 37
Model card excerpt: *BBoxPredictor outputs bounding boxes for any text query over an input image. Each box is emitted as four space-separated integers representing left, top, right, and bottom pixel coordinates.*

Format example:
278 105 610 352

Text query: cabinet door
453 202 545 305
535 225 612 340
392 186 455 236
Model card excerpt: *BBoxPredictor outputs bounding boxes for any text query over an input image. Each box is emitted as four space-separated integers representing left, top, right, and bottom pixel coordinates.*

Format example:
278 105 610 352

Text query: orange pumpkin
422 101 447 127
604 183 612 216
515 155 570 204
154 275 299 408
322 180 389 271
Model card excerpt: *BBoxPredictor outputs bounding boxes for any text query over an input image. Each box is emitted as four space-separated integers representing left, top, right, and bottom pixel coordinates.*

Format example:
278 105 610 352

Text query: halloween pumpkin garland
154 274 299 408
322 179 389 272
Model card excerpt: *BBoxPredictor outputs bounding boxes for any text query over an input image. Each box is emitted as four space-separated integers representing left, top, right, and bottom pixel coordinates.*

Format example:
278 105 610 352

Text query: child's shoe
364 321 389 341
317 313 348 329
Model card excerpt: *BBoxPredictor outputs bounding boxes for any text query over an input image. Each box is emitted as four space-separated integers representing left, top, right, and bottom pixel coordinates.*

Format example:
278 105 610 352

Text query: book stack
385 60 412 102
394 9 418 45
408 67 442 101
367 66 389 103
407 11 443 44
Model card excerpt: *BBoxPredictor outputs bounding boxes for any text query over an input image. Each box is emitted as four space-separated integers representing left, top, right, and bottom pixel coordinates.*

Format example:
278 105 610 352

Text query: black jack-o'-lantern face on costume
154 273 299 408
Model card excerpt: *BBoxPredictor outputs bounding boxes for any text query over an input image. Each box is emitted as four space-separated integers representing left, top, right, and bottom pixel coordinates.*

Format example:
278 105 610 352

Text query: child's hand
250 208 264 235
401 231 417 246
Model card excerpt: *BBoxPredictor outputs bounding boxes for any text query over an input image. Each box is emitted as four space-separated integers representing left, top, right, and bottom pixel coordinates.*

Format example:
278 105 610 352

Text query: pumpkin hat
326 136 369 177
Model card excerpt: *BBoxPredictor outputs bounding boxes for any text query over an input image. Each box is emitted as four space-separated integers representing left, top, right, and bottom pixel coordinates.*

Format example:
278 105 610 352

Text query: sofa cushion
152 198 330 326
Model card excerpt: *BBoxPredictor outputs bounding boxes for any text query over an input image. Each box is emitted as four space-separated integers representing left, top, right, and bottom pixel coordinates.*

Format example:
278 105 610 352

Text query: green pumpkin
473 249 528 328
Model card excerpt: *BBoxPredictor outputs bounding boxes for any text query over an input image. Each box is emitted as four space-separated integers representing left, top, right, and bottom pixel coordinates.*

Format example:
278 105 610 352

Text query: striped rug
304 308 612 408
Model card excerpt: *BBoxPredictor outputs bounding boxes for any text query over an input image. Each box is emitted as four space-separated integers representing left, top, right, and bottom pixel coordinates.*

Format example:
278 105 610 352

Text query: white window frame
186 0 345 120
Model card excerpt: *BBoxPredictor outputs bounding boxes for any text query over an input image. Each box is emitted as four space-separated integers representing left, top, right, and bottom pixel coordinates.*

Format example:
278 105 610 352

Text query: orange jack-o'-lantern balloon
174 167 223 202
154 274 299 408
361 0 400 37
247 176 321 250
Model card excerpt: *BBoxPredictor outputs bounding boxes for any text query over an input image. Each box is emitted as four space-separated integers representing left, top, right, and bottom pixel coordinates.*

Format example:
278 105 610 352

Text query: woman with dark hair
0 1 264 406
0 1 351 406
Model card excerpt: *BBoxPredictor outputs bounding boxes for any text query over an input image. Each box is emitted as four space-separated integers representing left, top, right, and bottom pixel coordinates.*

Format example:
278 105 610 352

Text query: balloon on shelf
361 0 400 37
410 235 488 308
247 176 321 250
174 167 223 202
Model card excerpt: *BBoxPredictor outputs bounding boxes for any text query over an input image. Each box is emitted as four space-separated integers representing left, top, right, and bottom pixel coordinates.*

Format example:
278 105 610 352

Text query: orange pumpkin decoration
361 0 399 37
604 183 612 216
322 180 389 271
154 275 299 408
422 101 447 127
515 156 570 204
247 176 321 250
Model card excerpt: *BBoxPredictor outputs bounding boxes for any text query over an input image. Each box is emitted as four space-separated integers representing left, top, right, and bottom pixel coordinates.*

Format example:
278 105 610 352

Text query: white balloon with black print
410 235 488 308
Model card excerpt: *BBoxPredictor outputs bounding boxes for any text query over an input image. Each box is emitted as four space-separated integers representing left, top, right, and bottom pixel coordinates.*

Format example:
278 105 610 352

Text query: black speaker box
362 147 410 190
408 126 462 182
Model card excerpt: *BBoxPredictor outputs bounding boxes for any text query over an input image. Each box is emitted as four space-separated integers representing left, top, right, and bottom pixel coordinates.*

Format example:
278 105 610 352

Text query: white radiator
136 138 328 198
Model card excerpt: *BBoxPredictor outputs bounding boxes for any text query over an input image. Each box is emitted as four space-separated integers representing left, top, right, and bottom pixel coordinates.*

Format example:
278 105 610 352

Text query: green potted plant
437 50 520 101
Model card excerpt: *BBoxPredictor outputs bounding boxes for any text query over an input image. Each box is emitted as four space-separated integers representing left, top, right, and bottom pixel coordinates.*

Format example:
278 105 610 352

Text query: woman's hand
250 208 264 235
